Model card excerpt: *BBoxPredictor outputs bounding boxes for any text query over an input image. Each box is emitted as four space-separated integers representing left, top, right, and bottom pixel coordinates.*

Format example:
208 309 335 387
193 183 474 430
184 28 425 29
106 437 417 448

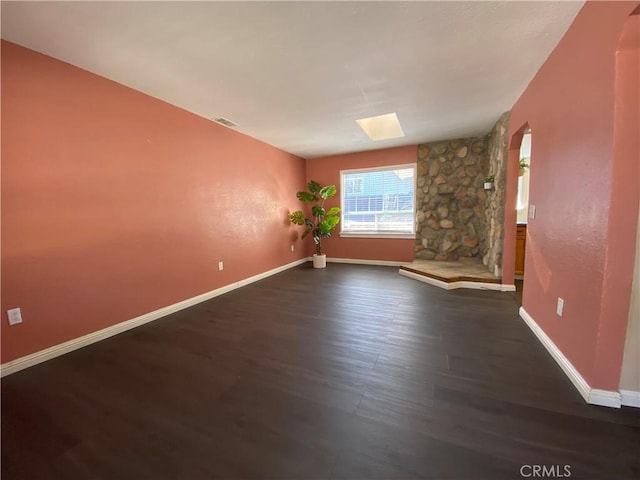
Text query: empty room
1 1 639 479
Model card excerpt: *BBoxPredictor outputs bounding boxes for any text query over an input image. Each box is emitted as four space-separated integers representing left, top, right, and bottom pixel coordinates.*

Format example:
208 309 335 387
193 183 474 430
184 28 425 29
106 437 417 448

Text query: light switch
529 204 536 219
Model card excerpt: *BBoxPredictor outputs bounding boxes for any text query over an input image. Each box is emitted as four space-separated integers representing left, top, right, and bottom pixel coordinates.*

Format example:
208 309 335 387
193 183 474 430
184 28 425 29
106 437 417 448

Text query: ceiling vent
213 117 238 128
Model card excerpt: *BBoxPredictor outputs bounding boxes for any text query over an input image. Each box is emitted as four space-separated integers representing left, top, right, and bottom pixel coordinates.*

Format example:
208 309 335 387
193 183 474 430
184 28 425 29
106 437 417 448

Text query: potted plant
484 175 495 190
289 180 341 268
519 158 530 176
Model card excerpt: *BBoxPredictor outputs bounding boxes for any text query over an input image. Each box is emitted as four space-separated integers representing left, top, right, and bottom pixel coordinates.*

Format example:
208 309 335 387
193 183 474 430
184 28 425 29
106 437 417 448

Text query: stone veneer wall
415 137 490 260
483 112 510 276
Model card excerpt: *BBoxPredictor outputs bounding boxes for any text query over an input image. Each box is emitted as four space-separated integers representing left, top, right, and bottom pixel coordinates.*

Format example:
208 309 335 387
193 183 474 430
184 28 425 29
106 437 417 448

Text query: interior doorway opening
515 129 531 280
507 123 532 303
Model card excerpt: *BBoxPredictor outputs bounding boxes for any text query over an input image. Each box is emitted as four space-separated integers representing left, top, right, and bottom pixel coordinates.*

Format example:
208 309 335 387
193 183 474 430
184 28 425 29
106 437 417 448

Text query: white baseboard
588 389 623 408
399 269 516 292
620 389 640 408
328 257 409 267
519 307 622 408
0 258 309 377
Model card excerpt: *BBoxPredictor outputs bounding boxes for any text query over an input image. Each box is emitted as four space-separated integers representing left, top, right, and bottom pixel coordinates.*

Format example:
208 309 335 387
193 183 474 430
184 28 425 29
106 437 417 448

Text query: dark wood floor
2 264 639 480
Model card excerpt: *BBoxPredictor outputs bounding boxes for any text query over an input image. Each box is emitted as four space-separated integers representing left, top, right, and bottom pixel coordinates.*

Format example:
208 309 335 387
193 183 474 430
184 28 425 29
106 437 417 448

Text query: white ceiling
1 1 584 159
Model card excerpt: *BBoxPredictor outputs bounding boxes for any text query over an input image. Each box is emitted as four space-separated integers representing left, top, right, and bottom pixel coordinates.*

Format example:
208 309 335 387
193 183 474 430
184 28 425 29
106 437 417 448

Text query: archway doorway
515 129 531 281
506 123 531 304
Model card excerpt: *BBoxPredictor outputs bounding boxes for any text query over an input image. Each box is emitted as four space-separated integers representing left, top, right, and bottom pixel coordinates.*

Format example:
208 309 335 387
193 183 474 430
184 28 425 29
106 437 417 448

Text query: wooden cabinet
515 224 527 275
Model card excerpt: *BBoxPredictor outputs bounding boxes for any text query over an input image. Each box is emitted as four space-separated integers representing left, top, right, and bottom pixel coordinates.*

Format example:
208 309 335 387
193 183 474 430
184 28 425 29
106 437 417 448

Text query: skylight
356 113 405 141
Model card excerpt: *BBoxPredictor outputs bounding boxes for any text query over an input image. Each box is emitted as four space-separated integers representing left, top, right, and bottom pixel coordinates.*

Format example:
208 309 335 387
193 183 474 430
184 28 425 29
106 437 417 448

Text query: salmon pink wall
505 2 639 391
305 146 416 262
1 41 306 363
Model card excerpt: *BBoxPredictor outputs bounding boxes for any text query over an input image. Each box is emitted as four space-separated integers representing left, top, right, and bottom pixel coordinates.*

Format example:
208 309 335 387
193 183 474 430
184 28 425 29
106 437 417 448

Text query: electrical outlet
291 244 295 252
218 261 224 271
529 204 536 219
7 308 23 326
556 298 564 317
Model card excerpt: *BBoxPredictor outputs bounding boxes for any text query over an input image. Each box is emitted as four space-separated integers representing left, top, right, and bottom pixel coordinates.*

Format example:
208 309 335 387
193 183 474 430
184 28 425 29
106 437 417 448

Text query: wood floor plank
2 263 639 479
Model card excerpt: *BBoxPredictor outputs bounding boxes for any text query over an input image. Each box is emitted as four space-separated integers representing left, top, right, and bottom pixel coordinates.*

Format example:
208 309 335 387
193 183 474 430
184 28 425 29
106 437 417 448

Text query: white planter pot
484 182 494 190
312 254 327 269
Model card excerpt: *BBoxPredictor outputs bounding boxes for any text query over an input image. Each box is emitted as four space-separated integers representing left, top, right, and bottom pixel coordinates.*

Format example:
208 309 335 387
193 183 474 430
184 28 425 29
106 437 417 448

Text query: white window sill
339 232 415 239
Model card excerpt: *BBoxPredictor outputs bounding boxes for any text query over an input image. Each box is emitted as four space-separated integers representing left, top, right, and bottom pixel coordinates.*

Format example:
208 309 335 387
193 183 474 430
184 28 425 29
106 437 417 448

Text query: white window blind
340 164 416 236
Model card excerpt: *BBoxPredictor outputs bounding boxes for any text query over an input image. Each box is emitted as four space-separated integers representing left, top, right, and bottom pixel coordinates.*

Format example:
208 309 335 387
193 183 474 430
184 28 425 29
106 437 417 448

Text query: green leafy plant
289 180 340 256
519 158 530 169
485 175 494 183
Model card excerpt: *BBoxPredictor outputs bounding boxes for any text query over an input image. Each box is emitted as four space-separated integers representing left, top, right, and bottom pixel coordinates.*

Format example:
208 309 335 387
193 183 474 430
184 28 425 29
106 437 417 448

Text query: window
516 176 525 210
344 177 364 194
340 164 416 238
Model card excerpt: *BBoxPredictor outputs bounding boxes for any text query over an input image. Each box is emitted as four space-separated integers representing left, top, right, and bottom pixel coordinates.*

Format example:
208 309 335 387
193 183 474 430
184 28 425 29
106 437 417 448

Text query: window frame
339 163 416 239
